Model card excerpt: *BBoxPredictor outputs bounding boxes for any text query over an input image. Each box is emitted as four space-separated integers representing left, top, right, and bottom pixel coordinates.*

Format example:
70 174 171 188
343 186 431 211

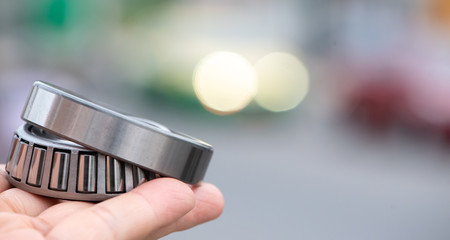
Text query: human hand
0 164 224 239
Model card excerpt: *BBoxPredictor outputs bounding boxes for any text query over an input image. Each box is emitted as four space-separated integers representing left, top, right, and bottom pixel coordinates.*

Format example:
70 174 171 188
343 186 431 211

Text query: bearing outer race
22 81 213 184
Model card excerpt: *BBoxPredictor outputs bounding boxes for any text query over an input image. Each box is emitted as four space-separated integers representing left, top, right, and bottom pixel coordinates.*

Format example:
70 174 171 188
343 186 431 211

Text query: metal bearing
21 81 213 184
5 124 158 201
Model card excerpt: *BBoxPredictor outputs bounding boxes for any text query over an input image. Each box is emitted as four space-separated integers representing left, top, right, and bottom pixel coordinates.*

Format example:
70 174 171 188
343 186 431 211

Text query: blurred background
2 0 450 239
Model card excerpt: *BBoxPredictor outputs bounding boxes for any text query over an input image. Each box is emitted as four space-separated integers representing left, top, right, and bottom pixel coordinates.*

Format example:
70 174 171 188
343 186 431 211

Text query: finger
174 183 224 230
0 188 60 216
46 178 196 240
39 201 94 223
0 212 45 239
0 202 93 237
0 165 12 192
0 228 45 240
152 182 224 239
36 201 94 235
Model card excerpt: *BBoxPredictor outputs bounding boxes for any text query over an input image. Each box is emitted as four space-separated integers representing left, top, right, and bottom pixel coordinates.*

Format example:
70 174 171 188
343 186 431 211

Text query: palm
0 165 224 239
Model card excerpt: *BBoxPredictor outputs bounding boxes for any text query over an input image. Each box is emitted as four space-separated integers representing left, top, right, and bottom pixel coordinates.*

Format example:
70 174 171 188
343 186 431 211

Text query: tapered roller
77 154 97 193
6 135 19 173
27 147 46 186
49 151 70 191
106 156 125 193
10 142 28 180
5 123 159 201
132 166 157 187
132 166 148 187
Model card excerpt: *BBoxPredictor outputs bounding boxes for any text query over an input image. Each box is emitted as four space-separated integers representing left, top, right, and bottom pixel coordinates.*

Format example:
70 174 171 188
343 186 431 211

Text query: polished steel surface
106 156 125 193
6 135 19 173
21 81 213 184
132 165 155 187
10 142 28 180
77 154 97 193
50 151 70 191
27 146 46 186
5 124 159 201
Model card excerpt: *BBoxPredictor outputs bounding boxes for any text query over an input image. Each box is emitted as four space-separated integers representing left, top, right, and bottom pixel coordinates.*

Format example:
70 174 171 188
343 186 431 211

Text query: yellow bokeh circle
254 52 309 112
193 52 257 115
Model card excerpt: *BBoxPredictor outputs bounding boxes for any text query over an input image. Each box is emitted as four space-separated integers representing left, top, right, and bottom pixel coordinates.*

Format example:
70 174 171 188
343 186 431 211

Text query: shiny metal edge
21 81 212 184
27 146 46 186
106 156 125 193
77 154 97 193
6 135 19 173
49 151 70 191
5 124 159 201
10 142 28 180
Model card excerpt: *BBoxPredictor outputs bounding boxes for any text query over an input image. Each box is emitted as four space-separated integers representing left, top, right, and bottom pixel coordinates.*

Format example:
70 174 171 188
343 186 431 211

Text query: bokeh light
254 52 309 112
193 51 257 115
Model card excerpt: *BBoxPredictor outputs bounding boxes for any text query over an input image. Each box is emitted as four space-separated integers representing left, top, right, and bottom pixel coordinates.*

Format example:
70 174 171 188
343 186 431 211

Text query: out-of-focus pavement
157 76 450 240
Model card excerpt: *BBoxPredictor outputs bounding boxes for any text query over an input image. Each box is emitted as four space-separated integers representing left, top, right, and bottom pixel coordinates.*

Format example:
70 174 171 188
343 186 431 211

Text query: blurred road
140 87 450 240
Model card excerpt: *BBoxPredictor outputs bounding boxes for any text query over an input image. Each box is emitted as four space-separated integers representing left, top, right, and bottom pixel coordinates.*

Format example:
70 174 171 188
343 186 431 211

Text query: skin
0 165 224 240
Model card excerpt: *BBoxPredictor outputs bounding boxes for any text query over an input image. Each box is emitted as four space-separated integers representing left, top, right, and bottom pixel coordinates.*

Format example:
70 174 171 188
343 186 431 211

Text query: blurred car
336 48 450 140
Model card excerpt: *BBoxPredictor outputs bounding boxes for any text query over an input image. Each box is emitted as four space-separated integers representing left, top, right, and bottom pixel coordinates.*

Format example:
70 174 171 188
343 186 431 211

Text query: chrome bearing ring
5 81 214 201
6 124 157 201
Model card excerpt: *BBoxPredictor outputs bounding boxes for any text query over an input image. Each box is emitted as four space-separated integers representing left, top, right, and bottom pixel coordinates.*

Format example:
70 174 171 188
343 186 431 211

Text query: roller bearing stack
5 81 213 201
